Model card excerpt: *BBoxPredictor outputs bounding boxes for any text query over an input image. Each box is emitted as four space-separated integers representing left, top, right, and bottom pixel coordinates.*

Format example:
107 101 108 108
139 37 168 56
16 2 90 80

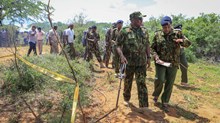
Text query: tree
0 0 51 25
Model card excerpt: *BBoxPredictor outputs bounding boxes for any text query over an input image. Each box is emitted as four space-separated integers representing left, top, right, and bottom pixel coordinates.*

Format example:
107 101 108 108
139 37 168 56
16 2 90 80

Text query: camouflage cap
129 11 146 20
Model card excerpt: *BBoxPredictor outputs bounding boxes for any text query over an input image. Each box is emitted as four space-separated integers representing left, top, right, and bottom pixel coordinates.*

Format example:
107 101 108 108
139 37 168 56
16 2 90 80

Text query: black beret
174 24 183 30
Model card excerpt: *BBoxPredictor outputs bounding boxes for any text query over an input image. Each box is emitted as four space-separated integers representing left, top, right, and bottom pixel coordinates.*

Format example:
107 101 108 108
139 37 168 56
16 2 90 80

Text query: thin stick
46 2 86 122
21 96 38 119
78 96 86 123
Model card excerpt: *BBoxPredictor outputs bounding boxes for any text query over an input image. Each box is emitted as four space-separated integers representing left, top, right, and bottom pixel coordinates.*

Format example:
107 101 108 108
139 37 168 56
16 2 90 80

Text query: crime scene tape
0 54 14 59
71 84 79 123
15 54 79 122
1 53 79 122
16 54 75 83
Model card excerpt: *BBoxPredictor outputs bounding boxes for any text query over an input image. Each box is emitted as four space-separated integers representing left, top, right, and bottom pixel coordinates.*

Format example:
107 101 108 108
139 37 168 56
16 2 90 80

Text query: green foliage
1 60 44 94
184 48 197 63
0 0 51 24
0 54 92 102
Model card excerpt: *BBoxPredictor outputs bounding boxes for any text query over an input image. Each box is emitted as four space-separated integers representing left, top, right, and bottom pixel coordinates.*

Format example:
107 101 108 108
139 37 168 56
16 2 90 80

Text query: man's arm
145 32 151 68
116 31 127 64
117 47 128 64
86 32 94 42
151 35 160 61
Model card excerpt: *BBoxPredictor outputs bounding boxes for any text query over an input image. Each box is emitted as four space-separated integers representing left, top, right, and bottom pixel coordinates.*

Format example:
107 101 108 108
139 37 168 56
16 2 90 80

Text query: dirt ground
77 63 220 123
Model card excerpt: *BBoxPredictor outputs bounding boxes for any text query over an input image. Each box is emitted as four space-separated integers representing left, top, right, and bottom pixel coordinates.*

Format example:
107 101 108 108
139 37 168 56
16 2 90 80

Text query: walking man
116 12 151 111
27 25 37 56
36 27 44 55
86 25 105 68
49 26 59 54
82 27 91 60
173 24 192 87
112 20 123 77
151 16 191 112
104 23 116 68
65 24 76 59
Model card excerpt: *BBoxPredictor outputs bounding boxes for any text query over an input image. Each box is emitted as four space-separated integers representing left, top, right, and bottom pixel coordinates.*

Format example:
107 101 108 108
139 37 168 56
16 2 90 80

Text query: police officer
174 24 191 87
86 25 105 68
112 20 123 77
151 16 191 112
104 23 116 68
117 11 151 111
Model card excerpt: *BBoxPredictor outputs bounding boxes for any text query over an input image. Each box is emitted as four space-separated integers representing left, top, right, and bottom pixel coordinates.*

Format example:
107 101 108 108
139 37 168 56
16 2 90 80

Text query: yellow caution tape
16 54 75 84
10 53 79 121
71 84 79 123
0 54 14 59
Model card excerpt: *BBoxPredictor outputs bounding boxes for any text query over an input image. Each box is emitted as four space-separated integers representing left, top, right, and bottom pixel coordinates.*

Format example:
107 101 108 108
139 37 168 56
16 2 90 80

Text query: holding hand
175 39 183 43
120 55 128 64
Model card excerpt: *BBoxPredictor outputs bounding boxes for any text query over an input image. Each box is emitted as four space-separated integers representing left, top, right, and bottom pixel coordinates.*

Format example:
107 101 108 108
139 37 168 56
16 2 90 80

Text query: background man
27 25 37 56
112 20 123 77
82 27 91 60
86 25 105 68
36 27 45 55
104 23 116 68
174 24 192 87
65 24 76 59
49 26 59 54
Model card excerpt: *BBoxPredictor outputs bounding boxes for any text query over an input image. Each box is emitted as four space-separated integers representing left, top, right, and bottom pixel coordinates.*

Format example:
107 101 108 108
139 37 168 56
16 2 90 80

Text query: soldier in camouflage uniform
104 23 116 68
117 12 151 110
86 25 105 68
174 24 192 87
151 16 191 112
112 20 123 76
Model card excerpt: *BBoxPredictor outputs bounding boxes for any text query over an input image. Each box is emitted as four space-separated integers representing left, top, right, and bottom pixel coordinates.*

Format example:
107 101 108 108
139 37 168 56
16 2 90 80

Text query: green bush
1 60 45 94
0 54 92 102
185 48 197 63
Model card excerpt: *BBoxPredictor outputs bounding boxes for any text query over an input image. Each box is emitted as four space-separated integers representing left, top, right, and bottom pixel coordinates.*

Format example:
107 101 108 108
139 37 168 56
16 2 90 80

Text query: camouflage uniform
112 28 121 74
151 29 191 104
180 48 188 83
117 25 150 107
104 28 114 67
86 31 102 62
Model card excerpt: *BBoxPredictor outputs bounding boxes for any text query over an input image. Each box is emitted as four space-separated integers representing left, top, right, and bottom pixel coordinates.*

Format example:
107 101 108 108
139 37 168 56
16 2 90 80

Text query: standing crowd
25 11 191 113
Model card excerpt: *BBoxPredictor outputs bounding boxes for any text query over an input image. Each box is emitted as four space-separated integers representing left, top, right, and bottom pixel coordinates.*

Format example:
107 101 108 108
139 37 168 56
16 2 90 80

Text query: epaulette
123 26 131 33
141 26 147 33
154 30 162 35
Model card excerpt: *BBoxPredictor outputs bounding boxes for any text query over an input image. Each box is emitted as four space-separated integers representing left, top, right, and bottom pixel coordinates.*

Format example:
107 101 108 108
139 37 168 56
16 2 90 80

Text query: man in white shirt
65 24 76 59
49 26 59 54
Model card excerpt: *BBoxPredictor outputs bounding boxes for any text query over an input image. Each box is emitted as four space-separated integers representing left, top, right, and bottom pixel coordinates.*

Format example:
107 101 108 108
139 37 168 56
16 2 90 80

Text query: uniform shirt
86 31 100 44
105 28 113 46
28 30 37 43
49 29 59 43
66 28 74 43
111 28 121 45
151 29 191 67
117 25 150 66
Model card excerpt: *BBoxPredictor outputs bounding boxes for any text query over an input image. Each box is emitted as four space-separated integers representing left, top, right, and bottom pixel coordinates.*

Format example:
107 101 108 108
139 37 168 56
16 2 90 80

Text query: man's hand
153 54 159 61
49 41 52 46
175 39 183 43
120 55 128 64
